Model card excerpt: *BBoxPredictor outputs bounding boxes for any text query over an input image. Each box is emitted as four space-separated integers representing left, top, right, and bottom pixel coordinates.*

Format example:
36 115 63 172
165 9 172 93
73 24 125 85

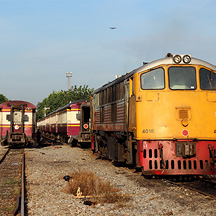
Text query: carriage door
126 77 137 165
127 77 136 131
12 108 23 133
81 103 90 131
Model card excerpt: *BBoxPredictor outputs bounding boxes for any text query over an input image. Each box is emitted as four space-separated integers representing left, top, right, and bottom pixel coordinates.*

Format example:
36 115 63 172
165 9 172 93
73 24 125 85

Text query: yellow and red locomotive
90 53 216 176
0 100 36 147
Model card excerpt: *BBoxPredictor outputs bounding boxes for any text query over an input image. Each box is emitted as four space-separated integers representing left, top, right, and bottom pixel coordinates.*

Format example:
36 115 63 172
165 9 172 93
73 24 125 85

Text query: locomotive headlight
173 55 182 64
183 55 191 64
14 124 19 130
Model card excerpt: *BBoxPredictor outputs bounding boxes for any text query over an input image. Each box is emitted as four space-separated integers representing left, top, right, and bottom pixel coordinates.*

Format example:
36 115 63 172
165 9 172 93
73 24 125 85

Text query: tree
36 85 94 120
0 94 8 104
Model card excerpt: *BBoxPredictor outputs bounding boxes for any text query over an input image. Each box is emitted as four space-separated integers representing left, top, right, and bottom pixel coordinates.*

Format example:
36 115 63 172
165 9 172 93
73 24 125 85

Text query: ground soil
25 143 216 215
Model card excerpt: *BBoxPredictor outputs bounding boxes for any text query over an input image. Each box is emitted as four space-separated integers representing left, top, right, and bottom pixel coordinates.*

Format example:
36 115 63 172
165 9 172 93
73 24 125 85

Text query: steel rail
180 182 216 199
21 151 25 216
200 178 216 186
0 147 10 164
165 179 216 199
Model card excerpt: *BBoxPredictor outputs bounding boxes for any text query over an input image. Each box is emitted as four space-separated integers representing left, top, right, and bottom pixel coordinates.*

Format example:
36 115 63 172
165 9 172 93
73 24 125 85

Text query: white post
66 72 72 90
44 107 50 117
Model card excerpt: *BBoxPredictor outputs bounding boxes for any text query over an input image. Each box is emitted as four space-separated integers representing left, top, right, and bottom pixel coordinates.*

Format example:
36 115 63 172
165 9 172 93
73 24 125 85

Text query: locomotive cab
136 54 216 175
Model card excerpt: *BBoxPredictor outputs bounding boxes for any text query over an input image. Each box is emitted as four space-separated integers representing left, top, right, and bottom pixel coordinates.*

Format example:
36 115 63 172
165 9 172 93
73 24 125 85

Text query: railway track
0 147 26 215
164 177 216 199
0 147 11 164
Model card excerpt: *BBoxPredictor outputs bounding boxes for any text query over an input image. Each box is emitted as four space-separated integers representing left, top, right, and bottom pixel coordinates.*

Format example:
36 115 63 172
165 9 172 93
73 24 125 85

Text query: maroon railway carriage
37 100 91 146
0 100 36 146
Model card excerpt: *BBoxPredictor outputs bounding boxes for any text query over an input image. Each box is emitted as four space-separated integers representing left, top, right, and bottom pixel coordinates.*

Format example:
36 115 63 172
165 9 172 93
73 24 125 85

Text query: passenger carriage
38 100 91 146
0 100 36 146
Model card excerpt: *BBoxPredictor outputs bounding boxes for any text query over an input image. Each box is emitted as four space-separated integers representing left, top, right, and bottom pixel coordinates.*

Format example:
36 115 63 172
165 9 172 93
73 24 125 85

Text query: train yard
2 54 216 215
0 141 215 215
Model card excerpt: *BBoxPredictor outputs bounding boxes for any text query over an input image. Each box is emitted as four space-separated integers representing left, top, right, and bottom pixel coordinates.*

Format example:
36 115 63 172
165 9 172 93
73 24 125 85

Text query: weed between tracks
2 177 21 194
63 170 130 205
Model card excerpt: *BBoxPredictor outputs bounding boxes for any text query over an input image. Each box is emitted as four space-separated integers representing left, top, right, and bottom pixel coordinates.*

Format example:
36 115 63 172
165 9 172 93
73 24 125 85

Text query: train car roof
38 99 89 121
135 55 216 73
57 99 89 113
0 100 36 109
93 54 216 94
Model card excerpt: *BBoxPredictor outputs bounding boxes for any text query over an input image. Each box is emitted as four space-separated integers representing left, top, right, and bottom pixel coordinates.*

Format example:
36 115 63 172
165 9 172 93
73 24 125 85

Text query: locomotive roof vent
173 54 191 64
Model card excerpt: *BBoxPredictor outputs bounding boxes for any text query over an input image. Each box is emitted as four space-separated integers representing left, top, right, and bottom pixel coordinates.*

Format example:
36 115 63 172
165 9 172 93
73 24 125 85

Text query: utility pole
66 72 72 91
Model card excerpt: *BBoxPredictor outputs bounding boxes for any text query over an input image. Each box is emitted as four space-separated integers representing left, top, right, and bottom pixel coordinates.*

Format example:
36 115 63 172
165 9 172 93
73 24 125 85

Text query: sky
1 0 216 105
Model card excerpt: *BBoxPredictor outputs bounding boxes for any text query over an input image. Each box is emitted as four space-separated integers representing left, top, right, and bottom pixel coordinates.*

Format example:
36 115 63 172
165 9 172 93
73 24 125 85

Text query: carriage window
14 110 22 124
169 67 196 90
140 68 165 90
200 68 216 90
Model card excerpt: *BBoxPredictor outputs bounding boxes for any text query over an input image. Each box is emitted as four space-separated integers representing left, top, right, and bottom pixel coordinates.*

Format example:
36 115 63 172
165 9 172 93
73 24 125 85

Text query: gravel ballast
25 144 216 216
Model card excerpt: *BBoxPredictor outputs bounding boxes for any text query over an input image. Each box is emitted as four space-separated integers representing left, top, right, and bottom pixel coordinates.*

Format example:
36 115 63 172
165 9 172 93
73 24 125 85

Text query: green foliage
36 85 94 120
0 94 8 104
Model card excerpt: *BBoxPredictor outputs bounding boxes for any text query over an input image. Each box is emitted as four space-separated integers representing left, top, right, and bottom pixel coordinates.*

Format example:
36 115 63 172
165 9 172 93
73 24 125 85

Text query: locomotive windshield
140 68 165 89
199 68 216 90
169 66 196 90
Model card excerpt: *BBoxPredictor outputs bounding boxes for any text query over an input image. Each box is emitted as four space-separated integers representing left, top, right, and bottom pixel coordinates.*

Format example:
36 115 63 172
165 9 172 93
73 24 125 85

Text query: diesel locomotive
37 100 91 146
90 53 216 176
0 100 36 147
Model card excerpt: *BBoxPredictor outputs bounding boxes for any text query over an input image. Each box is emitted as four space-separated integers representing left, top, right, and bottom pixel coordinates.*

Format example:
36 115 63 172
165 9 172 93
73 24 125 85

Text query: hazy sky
1 0 216 105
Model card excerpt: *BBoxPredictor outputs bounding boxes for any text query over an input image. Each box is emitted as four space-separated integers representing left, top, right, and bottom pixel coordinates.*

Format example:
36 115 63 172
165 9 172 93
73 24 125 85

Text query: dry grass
63 170 130 205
